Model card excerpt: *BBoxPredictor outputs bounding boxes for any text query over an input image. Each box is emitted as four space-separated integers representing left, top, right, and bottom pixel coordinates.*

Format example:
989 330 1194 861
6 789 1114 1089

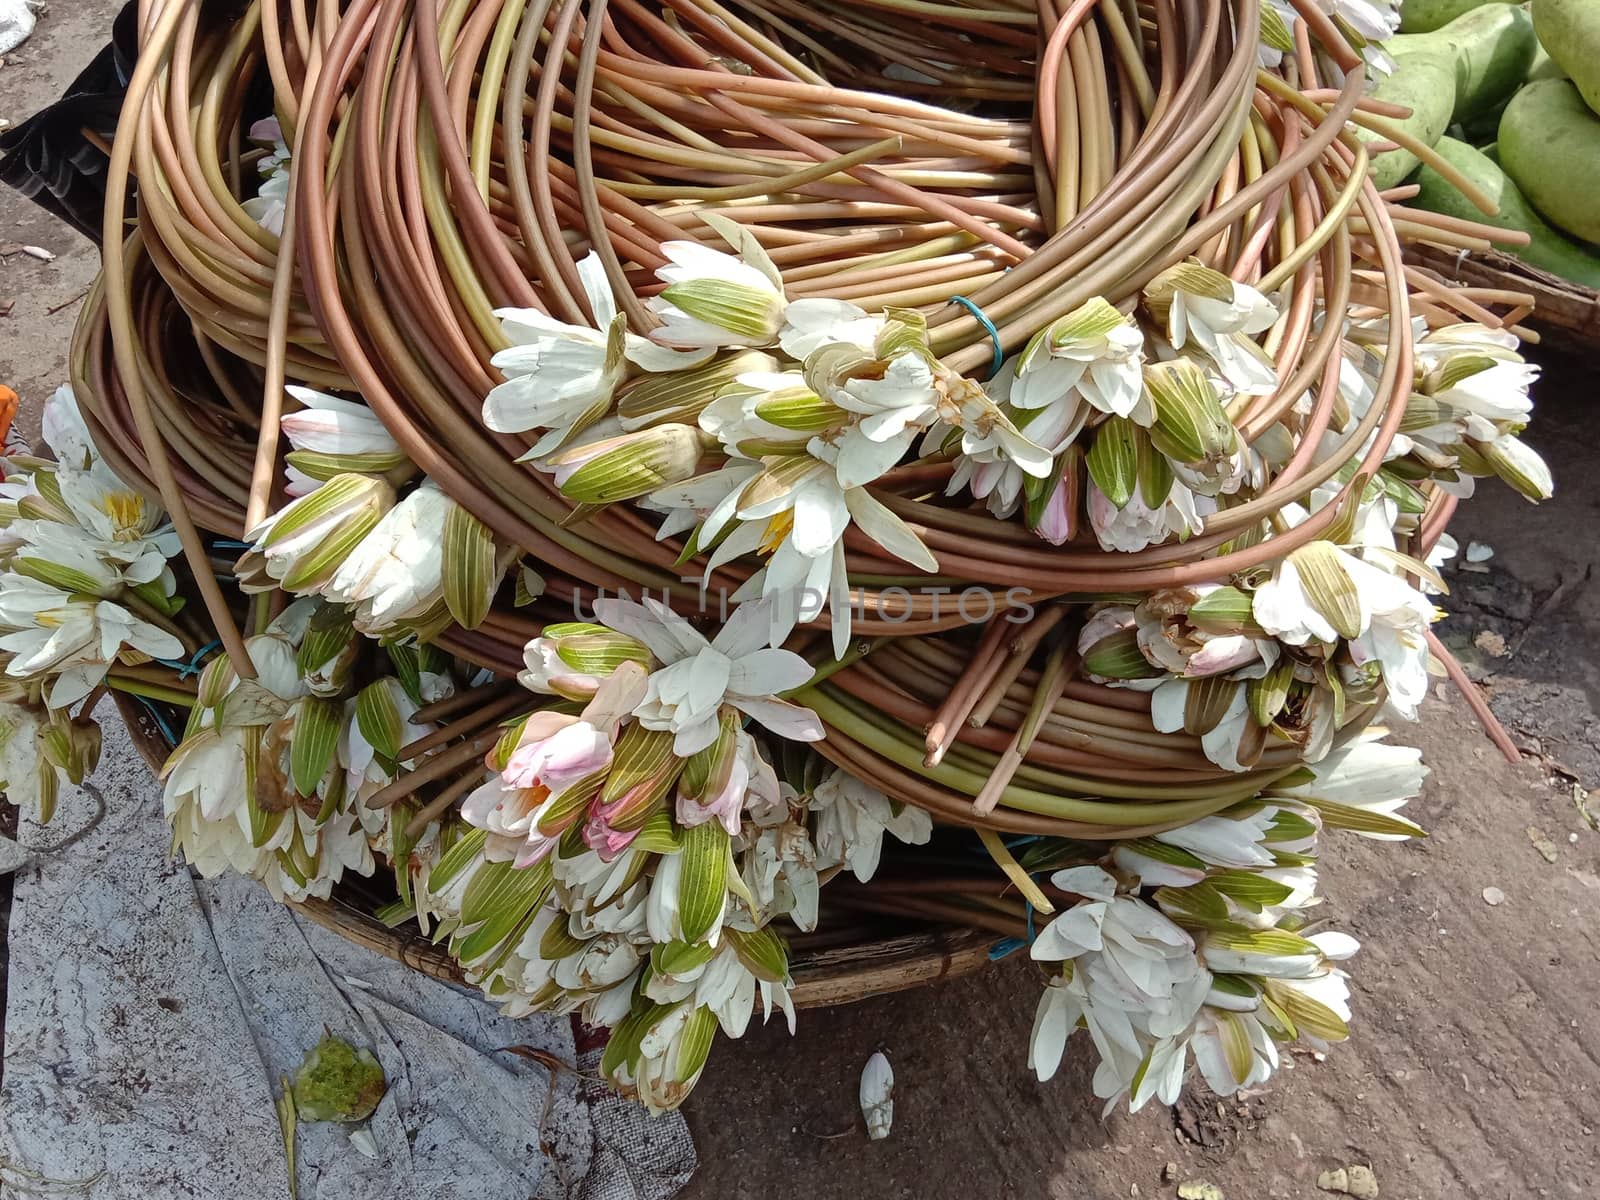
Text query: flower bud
521 622 652 700
548 426 710 505
1145 360 1238 476
1026 444 1082 546
247 473 395 595
619 350 777 431
657 280 784 344
1476 433 1552 502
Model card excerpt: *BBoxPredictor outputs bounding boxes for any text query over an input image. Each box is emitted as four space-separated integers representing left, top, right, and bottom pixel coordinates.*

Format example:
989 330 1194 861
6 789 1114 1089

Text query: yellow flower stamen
758 510 794 556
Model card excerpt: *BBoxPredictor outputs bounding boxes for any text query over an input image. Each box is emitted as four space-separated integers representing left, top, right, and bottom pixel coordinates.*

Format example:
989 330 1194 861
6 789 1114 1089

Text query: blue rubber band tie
986 901 1041 961
949 295 1004 380
155 639 222 680
135 696 180 747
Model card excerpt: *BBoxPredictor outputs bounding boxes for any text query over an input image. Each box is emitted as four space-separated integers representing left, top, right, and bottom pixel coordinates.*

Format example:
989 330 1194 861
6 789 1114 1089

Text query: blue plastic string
986 901 1041 961
949 295 1004 380
155 639 222 680
135 695 180 747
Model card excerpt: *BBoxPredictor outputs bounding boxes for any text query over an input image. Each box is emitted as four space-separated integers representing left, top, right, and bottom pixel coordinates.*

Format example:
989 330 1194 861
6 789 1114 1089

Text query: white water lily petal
843 487 937 572
728 694 824 743
859 1052 894 1140
780 298 884 360
726 647 814 696
1050 865 1118 902
1031 902 1108 960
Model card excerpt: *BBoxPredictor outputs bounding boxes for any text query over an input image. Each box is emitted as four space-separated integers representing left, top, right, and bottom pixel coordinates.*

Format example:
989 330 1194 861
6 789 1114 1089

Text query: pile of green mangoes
1369 0 1600 288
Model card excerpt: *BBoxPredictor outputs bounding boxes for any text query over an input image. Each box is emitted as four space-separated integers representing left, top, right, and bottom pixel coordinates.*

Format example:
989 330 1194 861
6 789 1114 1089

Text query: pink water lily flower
463 663 645 867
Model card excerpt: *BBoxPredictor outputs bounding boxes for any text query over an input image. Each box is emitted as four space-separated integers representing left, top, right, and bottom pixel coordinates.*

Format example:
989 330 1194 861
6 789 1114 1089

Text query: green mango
1399 0 1512 35
1389 4 1538 121
1499 79 1600 244
1362 5 1538 189
1414 136 1600 288
1531 0 1600 116
1525 41 1567 85
1361 53 1459 189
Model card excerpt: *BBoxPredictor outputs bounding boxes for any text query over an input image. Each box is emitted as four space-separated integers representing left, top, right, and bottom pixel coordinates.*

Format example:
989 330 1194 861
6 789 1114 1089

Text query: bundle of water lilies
0 0 1556 1115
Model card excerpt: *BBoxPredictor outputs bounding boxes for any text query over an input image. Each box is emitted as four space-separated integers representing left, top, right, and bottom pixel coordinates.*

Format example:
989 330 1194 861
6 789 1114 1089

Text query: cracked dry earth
3 8 1600 1200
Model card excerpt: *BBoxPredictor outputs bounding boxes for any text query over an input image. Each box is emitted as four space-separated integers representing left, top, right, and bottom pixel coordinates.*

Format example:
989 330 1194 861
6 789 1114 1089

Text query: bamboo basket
1407 245 1600 346
114 694 996 1010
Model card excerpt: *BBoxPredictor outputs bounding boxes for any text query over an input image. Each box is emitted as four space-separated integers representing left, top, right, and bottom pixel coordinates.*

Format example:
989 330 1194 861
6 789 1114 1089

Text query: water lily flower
246 472 395 594
859 1052 894 1140
0 701 67 821
40 384 94 468
1148 262 1279 395
1199 926 1326 978
547 424 711 505
1253 539 1434 654
1477 431 1553 502
162 628 307 883
1267 730 1426 838
281 387 399 459
738 814 821 931
640 460 762 547
1189 1007 1281 1095
518 621 653 701
677 724 778 836
1150 676 1261 771
1134 585 1278 678
826 353 941 486
1087 475 1208 552
461 663 646 867
324 482 452 632
1013 297 1148 421
612 1001 720 1114
1028 873 1211 1107
242 118 292 235
726 454 937 654
646 239 787 349
593 595 822 756
8 520 153 597
0 576 184 707
699 372 840 459
944 361 1078 519
341 676 430 804
778 298 884 360
487 254 711 459
280 387 405 496
809 764 932 882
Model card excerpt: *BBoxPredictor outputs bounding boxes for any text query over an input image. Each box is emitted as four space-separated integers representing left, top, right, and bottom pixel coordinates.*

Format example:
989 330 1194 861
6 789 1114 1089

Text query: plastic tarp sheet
0 710 695 1199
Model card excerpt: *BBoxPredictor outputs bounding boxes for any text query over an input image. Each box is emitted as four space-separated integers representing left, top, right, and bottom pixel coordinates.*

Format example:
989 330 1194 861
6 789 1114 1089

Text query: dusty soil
3 8 1599 1200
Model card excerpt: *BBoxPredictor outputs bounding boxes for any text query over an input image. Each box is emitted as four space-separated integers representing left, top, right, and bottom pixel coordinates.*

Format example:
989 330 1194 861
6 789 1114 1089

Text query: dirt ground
3 8 1599 1199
